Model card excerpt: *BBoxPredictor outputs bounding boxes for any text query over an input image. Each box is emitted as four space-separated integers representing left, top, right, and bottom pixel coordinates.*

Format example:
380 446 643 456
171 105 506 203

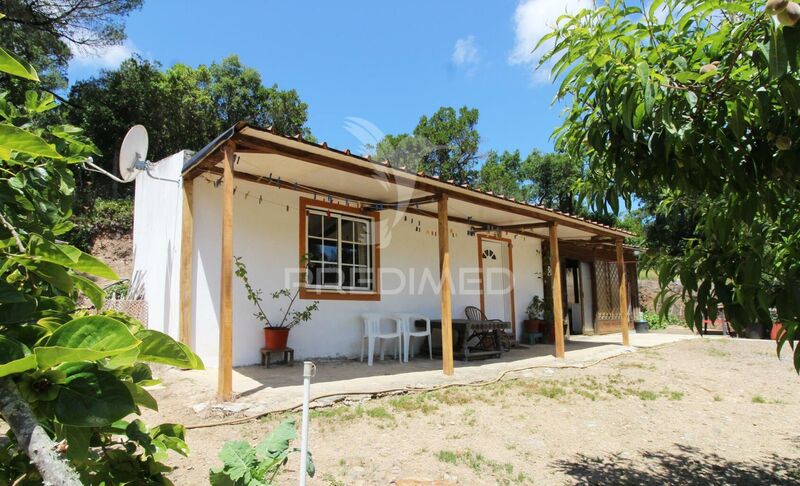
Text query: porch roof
181 122 634 241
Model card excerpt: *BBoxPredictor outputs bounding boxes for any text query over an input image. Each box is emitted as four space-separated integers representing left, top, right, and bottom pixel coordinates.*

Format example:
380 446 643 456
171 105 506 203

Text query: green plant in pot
523 295 547 333
234 256 319 350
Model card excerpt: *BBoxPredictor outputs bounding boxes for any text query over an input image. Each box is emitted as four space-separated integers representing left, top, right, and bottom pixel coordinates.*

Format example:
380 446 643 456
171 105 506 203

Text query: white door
580 261 595 334
482 240 512 322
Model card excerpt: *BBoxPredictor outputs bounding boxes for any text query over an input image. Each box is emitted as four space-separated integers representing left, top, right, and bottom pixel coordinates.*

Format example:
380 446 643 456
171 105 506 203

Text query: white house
132 123 639 400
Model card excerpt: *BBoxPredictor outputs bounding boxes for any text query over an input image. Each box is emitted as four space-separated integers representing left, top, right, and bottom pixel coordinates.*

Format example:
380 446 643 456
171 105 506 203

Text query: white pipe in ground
299 361 315 486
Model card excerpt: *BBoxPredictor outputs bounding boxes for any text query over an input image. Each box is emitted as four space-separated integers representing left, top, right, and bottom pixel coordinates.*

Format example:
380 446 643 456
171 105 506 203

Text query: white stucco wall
131 151 186 340
189 175 546 367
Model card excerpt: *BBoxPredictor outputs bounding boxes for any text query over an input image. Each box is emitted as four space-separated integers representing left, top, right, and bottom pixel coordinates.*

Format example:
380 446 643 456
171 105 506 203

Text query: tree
476 150 531 201
0 35 202 484
67 55 312 201
541 0 800 367
523 150 584 214
195 55 311 137
377 106 481 184
0 0 142 95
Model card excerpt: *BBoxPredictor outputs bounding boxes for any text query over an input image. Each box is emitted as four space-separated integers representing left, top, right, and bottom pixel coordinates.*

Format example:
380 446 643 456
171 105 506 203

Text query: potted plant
234 256 319 350
523 295 547 334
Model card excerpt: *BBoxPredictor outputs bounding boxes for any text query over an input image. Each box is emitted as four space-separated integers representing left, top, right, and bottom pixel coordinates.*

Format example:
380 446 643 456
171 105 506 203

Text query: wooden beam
362 194 441 211
438 194 454 376
179 177 194 346
616 239 631 347
550 223 566 358
494 222 551 231
218 143 236 402
205 166 547 241
230 133 627 238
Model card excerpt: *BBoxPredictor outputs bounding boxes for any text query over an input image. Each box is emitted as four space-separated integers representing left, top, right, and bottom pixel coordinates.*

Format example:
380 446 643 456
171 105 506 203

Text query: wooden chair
464 306 510 351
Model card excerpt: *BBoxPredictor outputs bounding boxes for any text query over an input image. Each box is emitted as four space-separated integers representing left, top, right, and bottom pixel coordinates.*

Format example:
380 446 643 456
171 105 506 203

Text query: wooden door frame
477 234 517 336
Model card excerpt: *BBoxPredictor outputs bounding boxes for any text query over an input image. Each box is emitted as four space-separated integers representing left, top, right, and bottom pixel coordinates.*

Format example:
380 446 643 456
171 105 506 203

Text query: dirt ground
147 337 800 485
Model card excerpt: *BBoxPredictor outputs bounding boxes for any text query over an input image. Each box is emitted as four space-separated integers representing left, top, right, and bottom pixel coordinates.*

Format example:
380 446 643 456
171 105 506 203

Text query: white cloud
452 35 480 68
70 41 137 69
509 0 592 81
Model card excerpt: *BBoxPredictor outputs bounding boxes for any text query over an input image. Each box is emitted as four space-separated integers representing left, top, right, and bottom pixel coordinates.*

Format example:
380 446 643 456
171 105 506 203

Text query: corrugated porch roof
181 122 634 241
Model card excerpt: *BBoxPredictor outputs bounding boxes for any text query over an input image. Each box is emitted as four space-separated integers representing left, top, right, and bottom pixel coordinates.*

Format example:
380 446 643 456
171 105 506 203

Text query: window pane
354 244 369 265
308 237 323 262
322 264 340 285
342 243 355 264
354 221 368 243
308 213 322 237
342 265 354 288
354 267 371 289
323 216 338 239
307 262 322 287
341 219 354 242
322 241 338 262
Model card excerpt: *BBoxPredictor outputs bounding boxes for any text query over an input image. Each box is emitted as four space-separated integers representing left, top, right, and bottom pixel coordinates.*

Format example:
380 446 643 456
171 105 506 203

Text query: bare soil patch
147 338 800 485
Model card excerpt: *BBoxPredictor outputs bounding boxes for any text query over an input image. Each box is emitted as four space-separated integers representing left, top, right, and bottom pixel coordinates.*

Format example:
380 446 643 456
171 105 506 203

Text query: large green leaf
0 336 37 377
28 235 118 280
135 330 204 369
0 45 38 81
72 251 118 280
0 124 60 158
72 274 105 309
255 419 296 459
123 380 158 411
216 440 258 483
55 369 136 427
34 315 141 369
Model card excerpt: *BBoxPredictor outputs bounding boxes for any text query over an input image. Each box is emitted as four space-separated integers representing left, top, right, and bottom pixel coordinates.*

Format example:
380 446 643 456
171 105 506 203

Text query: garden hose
183 342 670 431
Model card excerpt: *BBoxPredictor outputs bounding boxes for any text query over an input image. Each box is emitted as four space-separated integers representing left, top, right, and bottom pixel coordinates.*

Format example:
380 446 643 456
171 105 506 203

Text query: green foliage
526 295 546 320
477 149 532 201
67 55 312 202
68 197 133 251
209 419 314 486
641 307 684 331
0 42 203 484
542 0 800 370
234 256 319 329
376 106 481 184
0 0 142 96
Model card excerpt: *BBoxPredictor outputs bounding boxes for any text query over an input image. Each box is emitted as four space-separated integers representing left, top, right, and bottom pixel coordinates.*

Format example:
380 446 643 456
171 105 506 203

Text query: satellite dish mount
82 124 179 184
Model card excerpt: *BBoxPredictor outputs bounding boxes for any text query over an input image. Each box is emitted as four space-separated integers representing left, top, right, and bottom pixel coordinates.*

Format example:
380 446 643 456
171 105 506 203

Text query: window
300 198 379 300
482 249 497 260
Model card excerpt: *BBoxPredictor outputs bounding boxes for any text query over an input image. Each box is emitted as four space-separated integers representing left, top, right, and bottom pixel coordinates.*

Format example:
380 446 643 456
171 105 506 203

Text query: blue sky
68 0 589 159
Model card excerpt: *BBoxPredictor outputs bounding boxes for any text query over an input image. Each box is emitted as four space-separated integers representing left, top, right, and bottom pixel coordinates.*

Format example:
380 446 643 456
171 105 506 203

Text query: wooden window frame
299 197 381 301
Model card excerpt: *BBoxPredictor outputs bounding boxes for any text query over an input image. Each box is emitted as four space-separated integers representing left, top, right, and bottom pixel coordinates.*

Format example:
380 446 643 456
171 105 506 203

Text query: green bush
69 197 133 251
641 307 685 330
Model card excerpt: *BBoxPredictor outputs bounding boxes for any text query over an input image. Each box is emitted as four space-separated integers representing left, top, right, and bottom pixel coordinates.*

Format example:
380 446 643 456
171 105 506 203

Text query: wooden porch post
218 143 236 401
179 176 193 346
616 239 630 347
438 194 454 376
549 223 565 358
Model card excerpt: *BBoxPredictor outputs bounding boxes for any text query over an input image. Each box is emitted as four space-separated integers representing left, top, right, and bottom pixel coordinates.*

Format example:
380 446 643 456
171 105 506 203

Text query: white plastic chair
360 314 401 366
391 313 432 363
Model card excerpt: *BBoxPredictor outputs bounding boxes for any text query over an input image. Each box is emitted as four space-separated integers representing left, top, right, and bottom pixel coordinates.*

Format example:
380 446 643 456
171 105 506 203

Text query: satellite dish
118 124 148 182
82 124 178 184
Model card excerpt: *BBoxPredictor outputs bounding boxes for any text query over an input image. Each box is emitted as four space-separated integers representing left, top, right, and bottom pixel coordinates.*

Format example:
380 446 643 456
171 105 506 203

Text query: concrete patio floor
180 331 699 416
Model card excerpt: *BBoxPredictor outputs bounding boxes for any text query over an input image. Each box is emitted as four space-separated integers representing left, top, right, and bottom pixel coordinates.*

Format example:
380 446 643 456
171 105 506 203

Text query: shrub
69 197 133 251
641 307 684 330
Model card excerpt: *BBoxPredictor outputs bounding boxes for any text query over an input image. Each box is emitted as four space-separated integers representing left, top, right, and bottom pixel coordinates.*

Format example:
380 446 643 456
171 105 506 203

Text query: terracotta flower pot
771 322 784 341
264 327 290 350
523 319 545 333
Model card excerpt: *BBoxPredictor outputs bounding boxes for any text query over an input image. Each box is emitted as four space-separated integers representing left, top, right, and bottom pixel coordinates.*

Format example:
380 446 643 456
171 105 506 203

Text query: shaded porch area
181 332 697 417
